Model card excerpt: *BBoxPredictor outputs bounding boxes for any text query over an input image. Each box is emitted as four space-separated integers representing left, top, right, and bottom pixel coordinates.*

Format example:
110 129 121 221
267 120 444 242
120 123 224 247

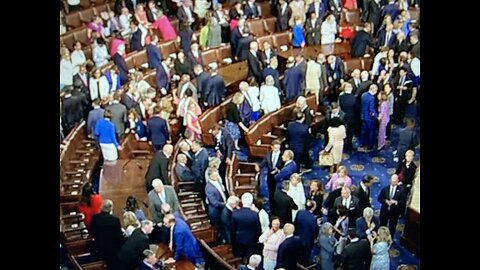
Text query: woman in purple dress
377 91 390 150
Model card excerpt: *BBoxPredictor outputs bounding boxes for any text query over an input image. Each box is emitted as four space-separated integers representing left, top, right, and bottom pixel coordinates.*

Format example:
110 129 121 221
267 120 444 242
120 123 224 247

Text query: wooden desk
277 42 352 60
217 61 249 89
155 243 196 270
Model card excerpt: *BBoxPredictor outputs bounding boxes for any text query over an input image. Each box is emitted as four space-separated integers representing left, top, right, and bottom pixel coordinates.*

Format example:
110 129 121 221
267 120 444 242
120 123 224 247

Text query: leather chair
263 17 277 34
133 50 149 69
73 28 90 47
80 0 91 9
344 10 362 26
160 40 178 58
258 2 272 18
199 97 232 146
61 32 76 51
93 3 109 15
66 12 83 29
344 58 363 76
247 19 266 37
272 32 291 49
215 44 233 65
201 49 218 67
362 57 373 71
79 8 95 24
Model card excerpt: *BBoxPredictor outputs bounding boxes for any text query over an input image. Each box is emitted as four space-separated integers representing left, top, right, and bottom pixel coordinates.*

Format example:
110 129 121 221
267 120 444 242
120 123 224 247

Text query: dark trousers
300 244 314 266
293 150 312 170
344 121 356 151
360 120 376 149
386 120 392 139
380 208 400 236
234 243 257 262
267 173 277 213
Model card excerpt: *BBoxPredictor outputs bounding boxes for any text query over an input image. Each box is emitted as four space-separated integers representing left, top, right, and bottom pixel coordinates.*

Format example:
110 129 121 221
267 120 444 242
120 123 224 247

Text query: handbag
319 151 334 166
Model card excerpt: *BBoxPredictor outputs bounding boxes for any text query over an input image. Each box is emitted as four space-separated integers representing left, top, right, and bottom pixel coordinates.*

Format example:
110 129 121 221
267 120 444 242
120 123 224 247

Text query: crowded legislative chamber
59 0 420 269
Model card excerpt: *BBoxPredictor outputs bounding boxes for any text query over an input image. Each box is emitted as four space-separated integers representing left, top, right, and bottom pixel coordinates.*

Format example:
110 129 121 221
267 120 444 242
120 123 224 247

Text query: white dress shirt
71 50 86 75
60 59 74 86
93 45 110 68
410 57 420 77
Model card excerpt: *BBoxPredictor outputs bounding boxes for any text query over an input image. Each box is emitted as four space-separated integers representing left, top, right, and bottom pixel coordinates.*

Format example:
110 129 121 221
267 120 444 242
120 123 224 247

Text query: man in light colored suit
148 179 180 224
105 92 128 142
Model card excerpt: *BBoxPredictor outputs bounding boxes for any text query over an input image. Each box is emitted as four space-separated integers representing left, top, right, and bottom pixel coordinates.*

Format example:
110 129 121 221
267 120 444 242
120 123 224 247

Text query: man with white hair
339 82 357 152
294 96 315 125
204 63 226 107
247 41 263 85
232 192 262 262
148 179 180 224
348 69 362 95
238 254 262 270
333 186 361 228
220 195 240 244
118 219 155 270
275 223 302 270
287 173 306 221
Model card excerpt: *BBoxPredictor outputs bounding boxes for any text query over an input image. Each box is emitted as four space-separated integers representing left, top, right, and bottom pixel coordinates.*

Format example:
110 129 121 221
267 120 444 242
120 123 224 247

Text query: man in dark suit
307 0 325 20
121 88 140 112
146 106 170 151
351 23 376 57
274 181 299 225
90 200 126 270
176 1 196 30
322 182 344 222
156 57 172 95
87 98 105 138
378 174 406 235
294 200 319 265
244 0 261 19
359 84 378 151
393 67 414 126
355 207 380 240
275 223 302 269
340 229 371 270
146 34 163 69
175 154 195 182
230 22 244 56
112 46 129 85
236 31 255 61
238 254 262 270
377 23 396 49
274 150 298 190
204 64 226 107
285 56 306 102
382 0 400 20
260 140 283 213
73 64 90 97
118 220 155 270
246 40 264 86
205 170 227 226
276 0 291 31
362 0 382 33
145 144 173 191
305 12 322 45
163 214 204 265
286 112 312 171
148 179 180 224
325 55 345 102
193 64 210 105
105 92 128 141
322 102 345 148
339 83 357 151
130 21 144 52
258 41 277 67
191 140 209 198
354 175 374 215
220 195 240 244
333 186 361 228
329 0 342 22
139 249 165 270
232 192 262 261
62 87 87 136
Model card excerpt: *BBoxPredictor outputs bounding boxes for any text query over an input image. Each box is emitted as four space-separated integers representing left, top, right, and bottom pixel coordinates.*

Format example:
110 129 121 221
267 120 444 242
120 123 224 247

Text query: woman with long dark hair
78 182 104 230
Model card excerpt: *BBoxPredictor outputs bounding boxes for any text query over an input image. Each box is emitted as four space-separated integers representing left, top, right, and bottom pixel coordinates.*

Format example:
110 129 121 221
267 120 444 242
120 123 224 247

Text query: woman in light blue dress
368 226 393 270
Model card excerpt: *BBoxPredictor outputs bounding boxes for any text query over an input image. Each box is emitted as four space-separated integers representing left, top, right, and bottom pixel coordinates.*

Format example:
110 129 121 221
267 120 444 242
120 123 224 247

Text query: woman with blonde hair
377 91 390 150
368 226 393 270
226 92 249 150
323 117 346 173
259 75 281 115
325 165 352 191
123 211 141 237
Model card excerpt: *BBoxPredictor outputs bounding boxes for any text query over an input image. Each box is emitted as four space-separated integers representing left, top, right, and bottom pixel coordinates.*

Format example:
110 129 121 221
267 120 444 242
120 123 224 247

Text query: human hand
117 145 123 150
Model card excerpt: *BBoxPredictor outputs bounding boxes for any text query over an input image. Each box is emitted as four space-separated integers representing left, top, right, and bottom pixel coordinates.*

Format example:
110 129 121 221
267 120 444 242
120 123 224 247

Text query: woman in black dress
309 180 324 218
225 92 249 150
174 50 193 76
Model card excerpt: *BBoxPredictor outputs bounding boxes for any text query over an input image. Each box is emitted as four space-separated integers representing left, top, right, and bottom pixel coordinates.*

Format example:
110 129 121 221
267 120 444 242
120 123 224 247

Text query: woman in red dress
78 182 104 230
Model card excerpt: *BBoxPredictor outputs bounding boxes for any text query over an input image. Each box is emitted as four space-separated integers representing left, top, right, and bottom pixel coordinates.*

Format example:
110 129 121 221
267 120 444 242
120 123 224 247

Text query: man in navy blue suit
139 249 166 270
238 254 262 270
339 83 357 151
146 106 170 151
204 64 226 107
87 98 105 138
244 0 261 19
232 192 261 262
193 64 210 106
175 154 195 182
382 0 400 21
275 223 302 269
355 207 380 240
359 84 378 151
274 180 299 225
146 35 162 69
294 200 319 266
130 21 144 52
307 0 325 20
220 195 240 244
286 111 312 171
377 23 396 49
112 45 129 85
284 56 305 102
274 150 298 190
156 57 172 95
325 55 345 103
191 140 209 197
378 174 406 236
260 140 283 213
205 170 227 226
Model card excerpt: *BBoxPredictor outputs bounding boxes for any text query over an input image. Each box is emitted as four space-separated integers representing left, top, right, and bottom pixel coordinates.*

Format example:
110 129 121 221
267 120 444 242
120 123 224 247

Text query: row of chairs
65 1 115 30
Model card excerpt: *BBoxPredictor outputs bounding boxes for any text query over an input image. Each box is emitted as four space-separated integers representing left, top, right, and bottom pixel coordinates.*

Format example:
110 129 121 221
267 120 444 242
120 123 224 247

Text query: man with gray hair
247 40 263 85
232 192 262 262
148 179 180 224
238 254 262 270
339 82 357 152
220 195 240 244
90 199 125 270
204 62 226 107
355 207 380 239
118 219 155 270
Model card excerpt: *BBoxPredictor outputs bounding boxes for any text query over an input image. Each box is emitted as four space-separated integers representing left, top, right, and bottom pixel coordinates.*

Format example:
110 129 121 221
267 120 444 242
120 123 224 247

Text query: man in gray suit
333 186 361 228
87 98 105 138
148 179 180 224
105 92 127 142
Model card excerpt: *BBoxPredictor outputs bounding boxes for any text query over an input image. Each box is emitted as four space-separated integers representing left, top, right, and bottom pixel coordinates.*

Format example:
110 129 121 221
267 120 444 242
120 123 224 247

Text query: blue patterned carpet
231 122 421 270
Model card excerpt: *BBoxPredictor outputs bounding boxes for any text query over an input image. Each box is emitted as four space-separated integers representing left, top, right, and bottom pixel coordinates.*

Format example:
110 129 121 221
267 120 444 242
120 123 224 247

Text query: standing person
395 149 417 217
377 91 390 150
323 117 346 173
356 207 380 240
286 112 312 171
259 75 281 115
259 217 286 270
78 182 104 230
321 14 338 45
275 223 302 269
325 165 352 191
378 174 406 236
145 144 173 189
118 220 155 270
294 200 319 265
309 180 324 218
95 109 122 162
355 175 374 215
225 93 249 150
274 181 299 225
147 106 171 151
359 84 379 152
318 222 337 270
339 229 372 270
124 196 146 222
292 16 306 48
205 169 227 227
277 0 292 31
220 195 240 245
232 193 262 262
305 12 322 45
339 82 357 151
260 140 283 213
393 118 418 163
368 226 393 270
106 93 128 142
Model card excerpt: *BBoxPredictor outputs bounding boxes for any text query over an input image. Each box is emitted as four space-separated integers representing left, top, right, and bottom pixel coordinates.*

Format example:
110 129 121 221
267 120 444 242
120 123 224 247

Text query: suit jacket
382 3 400 20
219 128 235 160
145 150 170 188
230 27 243 53
121 92 139 111
286 121 311 154
274 161 298 188
259 49 277 67
360 91 378 121
333 195 361 227
262 67 281 91
307 2 325 20
354 184 371 214
377 30 396 49
106 102 127 136
196 71 210 102
339 93 357 124
187 51 204 67
355 216 380 240
260 151 283 172
177 5 194 26
294 210 319 247
275 236 302 270
340 239 371 270
274 189 299 225
172 218 203 263
62 95 86 130
147 185 180 223
90 212 125 262
146 43 163 69
192 148 209 184
146 116 170 146
175 163 195 182
236 35 255 60
156 63 171 91
351 30 375 57
378 185 406 214
326 57 345 83
284 66 304 102
130 28 144 52
276 4 292 31
205 181 226 219
247 51 263 85
205 74 226 107
244 3 261 18
231 207 261 246
220 206 234 244
87 107 105 137
118 228 150 270
363 0 381 30
73 73 90 95
305 17 322 45
112 53 129 84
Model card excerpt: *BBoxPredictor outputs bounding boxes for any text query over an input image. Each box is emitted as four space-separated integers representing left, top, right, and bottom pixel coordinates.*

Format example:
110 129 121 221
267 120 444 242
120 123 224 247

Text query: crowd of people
61 0 420 269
